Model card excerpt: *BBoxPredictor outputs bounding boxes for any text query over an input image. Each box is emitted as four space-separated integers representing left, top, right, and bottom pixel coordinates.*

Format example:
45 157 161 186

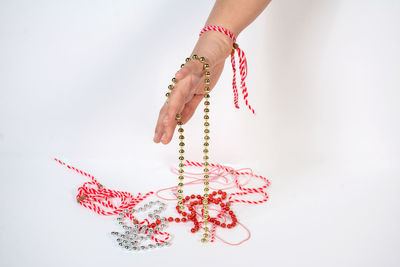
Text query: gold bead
175 114 182 120
172 77 177 83
179 149 185 154
205 71 210 76
166 92 170 97
179 135 185 140
204 129 209 134
203 168 209 172
179 156 184 160
192 54 198 60
204 194 209 198
204 188 209 192
204 122 210 127
203 233 208 238
201 238 207 243
177 121 183 126
199 57 205 62
181 63 185 68
203 148 209 153
205 87 210 92
178 182 184 187
204 108 209 113
204 136 210 141
204 181 209 186
203 162 209 166
202 199 208 205
204 94 210 99
179 175 184 180
204 142 209 147
179 142 185 146
185 57 191 62
204 227 209 231
177 194 183 198
204 174 209 179
203 63 209 70
205 79 210 84
203 215 208 219
204 101 210 106
178 128 184 133
179 163 185 168
204 115 209 120
168 84 174 90
178 200 183 205
178 169 184 173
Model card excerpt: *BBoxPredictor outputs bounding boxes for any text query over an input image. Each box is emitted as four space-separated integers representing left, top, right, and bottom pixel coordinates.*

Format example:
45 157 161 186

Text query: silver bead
140 246 147 250
148 244 155 249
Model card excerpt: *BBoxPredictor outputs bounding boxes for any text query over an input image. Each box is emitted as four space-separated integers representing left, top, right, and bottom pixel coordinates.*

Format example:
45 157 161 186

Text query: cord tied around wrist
199 25 255 115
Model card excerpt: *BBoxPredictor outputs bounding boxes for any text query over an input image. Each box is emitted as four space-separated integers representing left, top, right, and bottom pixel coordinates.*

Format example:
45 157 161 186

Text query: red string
199 25 256 114
155 160 270 245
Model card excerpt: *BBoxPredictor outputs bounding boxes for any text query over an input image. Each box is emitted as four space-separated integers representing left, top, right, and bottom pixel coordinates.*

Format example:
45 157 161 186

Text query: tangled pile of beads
111 201 171 251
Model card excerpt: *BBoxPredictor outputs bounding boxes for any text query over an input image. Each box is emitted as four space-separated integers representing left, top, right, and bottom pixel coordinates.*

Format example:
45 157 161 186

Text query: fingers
181 94 204 124
153 60 205 145
153 102 168 143
160 89 186 144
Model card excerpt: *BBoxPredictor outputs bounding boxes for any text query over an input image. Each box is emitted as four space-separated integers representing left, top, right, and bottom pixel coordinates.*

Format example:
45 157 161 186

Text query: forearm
205 0 272 37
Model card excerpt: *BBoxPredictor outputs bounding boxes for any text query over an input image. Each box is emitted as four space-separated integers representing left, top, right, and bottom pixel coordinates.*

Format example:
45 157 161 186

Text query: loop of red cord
156 160 271 245
199 25 255 114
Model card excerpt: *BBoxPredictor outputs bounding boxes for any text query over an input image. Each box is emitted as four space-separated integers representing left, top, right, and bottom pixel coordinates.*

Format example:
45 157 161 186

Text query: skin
154 0 272 144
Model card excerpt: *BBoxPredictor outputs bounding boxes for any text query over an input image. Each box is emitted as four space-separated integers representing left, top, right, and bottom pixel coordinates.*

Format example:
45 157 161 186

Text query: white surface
1 0 400 266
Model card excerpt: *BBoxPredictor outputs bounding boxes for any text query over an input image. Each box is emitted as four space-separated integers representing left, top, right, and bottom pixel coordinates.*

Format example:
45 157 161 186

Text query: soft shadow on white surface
0 1 399 267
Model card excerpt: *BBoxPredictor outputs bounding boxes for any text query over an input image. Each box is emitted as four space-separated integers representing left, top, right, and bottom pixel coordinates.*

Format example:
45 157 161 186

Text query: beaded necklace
165 54 211 243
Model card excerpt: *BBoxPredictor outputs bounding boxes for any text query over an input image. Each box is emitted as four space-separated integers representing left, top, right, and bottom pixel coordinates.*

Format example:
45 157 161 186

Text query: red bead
191 228 196 233
151 223 156 228
185 196 190 200
197 195 202 199
212 191 217 196
227 224 232 229
221 223 226 228
168 217 173 222
175 218 180 223
156 219 161 225
191 194 196 199
217 190 223 194
231 222 236 227
182 218 187 222
215 221 220 226
182 212 187 216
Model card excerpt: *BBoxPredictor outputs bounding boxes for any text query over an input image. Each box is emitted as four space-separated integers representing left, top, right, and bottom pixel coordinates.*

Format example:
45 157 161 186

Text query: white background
1 0 399 266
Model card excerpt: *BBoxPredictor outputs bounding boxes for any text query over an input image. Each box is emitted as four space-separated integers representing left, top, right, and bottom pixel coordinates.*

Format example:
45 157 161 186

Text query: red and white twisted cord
199 25 255 114
53 158 170 243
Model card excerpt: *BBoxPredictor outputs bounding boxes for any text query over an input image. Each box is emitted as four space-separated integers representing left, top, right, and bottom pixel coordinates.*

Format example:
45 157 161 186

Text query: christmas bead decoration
166 54 212 243
111 201 172 251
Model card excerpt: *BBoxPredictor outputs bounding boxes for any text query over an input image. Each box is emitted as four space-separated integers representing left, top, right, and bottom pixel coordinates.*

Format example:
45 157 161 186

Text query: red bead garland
165 190 238 235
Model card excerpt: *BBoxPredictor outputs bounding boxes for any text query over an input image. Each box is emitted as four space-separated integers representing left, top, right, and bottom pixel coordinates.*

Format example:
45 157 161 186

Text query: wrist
192 31 233 66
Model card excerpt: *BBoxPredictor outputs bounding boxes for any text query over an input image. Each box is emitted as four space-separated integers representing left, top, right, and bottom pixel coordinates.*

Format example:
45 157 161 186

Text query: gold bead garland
165 54 211 243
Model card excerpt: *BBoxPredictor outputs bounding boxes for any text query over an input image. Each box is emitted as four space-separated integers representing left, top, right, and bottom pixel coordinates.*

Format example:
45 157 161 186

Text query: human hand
153 31 233 144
